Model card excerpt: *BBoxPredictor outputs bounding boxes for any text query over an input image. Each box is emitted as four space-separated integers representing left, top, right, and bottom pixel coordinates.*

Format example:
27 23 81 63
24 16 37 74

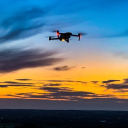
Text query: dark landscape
0 110 128 128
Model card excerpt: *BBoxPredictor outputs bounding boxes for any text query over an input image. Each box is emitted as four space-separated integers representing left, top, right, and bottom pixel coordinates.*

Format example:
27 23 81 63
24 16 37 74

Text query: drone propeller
52 30 59 32
51 30 60 37
78 32 87 35
78 32 87 41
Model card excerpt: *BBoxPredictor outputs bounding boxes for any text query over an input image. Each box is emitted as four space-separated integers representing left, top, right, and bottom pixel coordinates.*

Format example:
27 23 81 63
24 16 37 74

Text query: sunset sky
0 0 128 110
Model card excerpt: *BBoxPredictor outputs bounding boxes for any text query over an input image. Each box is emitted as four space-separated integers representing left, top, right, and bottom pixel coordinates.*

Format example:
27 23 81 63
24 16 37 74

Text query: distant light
62 39 65 41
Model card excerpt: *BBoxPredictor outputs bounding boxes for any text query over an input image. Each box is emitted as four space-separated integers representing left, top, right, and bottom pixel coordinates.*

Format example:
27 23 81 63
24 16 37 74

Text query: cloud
0 85 8 88
47 91 95 97
53 66 75 71
91 81 99 84
45 80 87 84
0 80 34 88
100 85 106 87
33 86 97 100
13 90 114 101
39 86 72 92
43 83 61 87
102 80 120 84
103 78 128 90
16 79 32 81
3 81 19 84
3 81 33 84
123 78 128 83
0 6 48 43
17 91 97 100
106 84 128 89
0 47 63 73
0 84 32 88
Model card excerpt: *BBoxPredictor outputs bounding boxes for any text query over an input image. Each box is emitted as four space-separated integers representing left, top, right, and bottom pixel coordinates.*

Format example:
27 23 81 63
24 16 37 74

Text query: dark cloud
0 80 34 88
113 89 128 93
43 83 61 87
100 85 106 87
0 84 32 88
16 79 32 81
16 91 97 100
45 80 87 84
91 81 99 84
39 86 72 92
123 78 128 84
13 91 114 101
75 81 87 84
0 6 48 43
3 81 19 84
3 81 33 84
53 66 75 71
0 47 63 73
6 94 14 96
106 84 128 89
0 81 33 85
35 86 96 100
48 91 95 97
103 78 128 90
0 85 8 88
102 80 120 84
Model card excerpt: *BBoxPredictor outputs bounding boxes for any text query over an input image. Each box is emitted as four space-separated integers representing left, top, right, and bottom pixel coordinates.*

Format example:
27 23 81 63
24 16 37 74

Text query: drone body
49 30 84 43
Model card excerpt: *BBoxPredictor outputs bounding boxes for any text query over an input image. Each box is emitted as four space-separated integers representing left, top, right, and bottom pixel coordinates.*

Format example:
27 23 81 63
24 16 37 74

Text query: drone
49 30 86 43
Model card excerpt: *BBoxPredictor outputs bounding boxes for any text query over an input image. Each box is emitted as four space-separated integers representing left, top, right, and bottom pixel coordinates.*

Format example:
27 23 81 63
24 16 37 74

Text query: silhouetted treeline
0 110 128 128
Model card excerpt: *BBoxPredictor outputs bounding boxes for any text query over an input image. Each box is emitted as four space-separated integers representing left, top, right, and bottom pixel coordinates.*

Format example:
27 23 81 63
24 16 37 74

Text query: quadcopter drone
49 30 86 43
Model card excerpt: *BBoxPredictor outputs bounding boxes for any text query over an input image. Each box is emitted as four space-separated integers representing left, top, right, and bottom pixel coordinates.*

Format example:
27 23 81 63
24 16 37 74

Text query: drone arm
50 37 59 40
72 34 81 41
72 34 79 37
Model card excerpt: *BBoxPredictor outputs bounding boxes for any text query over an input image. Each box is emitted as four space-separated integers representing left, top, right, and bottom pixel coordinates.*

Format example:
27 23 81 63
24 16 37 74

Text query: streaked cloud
91 81 99 84
43 83 61 87
106 84 128 89
0 47 63 73
0 7 47 43
102 80 120 84
44 80 87 84
0 84 32 88
16 79 32 81
53 65 75 71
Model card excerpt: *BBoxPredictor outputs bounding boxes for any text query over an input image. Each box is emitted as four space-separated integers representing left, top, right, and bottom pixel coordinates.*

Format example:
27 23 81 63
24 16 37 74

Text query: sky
0 0 128 110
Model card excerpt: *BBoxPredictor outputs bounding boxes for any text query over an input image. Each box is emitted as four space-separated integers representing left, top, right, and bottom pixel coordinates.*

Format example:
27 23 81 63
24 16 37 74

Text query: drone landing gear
49 37 51 41
67 39 69 43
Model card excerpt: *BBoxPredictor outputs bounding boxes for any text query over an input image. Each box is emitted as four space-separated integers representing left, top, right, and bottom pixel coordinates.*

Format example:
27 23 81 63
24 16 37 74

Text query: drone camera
62 39 65 41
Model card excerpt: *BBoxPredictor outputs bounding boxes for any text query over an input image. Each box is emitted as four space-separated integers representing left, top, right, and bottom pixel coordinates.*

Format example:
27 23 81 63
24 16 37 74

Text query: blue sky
0 0 128 43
